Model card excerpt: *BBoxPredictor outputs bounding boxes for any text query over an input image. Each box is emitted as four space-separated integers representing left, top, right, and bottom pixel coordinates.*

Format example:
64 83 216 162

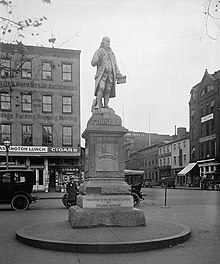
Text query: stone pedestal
69 108 146 228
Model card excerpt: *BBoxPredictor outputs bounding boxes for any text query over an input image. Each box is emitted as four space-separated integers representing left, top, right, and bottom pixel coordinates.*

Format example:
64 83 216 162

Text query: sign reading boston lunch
96 143 118 171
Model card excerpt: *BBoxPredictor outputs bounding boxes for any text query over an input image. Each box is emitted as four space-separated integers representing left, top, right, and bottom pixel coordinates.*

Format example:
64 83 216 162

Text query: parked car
144 179 153 188
0 169 38 211
161 177 175 188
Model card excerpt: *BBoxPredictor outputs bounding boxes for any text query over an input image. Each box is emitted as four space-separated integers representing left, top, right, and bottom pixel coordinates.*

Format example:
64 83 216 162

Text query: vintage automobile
161 177 176 188
0 169 38 211
125 169 145 207
200 172 220 190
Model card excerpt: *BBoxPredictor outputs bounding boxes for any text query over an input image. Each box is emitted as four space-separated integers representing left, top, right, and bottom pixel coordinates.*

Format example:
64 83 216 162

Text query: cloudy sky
2 0 220 144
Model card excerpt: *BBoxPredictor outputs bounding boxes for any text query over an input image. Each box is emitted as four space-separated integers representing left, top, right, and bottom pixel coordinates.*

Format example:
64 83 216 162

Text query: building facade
189 69 220 185
0 43 81 192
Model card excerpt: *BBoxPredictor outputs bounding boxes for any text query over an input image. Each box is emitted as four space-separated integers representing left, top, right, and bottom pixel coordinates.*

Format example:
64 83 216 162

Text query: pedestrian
66 176 78 206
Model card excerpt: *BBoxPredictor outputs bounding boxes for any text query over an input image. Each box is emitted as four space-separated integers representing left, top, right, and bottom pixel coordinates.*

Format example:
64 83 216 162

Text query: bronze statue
91 36 126 110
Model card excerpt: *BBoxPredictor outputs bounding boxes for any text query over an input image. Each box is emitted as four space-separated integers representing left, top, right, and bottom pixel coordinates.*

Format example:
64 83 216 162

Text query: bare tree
0 0 51 42
201 0 220 40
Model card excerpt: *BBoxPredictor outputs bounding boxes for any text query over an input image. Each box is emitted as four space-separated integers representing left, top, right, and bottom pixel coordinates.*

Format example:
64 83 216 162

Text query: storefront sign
0 80 78 91
49 147 79 153
201 113 213 123
0 112 78 123
0 145 48 152
0 146 80 153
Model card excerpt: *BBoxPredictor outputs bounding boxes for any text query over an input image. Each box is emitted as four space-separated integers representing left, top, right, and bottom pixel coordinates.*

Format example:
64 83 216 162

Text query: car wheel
131 192 140 208
11 194 30 211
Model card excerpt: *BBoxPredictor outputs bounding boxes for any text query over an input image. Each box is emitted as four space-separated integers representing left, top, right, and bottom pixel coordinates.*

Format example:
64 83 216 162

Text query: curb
16 220 191 254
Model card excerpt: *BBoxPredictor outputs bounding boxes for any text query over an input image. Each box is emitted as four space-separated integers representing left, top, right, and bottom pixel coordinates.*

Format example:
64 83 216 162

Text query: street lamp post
4 139 10 171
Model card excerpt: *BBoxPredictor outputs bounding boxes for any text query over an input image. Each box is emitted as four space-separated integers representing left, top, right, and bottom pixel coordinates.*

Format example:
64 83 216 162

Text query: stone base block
68 206 146 228
77 194 133 209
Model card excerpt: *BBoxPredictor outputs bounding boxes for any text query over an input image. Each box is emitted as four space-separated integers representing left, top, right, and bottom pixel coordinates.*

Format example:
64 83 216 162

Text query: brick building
189 69 220 185
0 43 81 191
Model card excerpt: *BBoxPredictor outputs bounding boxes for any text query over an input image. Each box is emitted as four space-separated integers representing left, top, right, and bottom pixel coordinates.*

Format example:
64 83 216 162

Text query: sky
1 0 220 145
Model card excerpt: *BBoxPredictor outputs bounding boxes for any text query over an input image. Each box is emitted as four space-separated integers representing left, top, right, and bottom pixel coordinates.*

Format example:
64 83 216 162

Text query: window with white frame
0 124 11 144
42 61 52 80
62 96 72 113
62 63 72 81
21 94 32 111
21 60 32 78
42 95 52 112
62 126 72 146
22 125 32 145
0 93 11 110
0 58 10 77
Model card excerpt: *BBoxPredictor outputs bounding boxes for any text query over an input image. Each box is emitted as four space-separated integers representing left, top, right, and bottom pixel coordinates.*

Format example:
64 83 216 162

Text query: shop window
42 125 53 146
0 124 11 144
62 126 72 146
42 61 52 80
1 92 11 110
21 60 32 78
62 96 72 113
21 94 32 112
42 95 52 112
0 58 10 78
22 125 32 145
62 63 72 81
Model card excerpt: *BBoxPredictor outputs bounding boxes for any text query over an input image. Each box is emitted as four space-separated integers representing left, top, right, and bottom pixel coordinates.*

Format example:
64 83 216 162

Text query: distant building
188 69 220 186
158 127 189 186
0 42 82 191
124 131 172 166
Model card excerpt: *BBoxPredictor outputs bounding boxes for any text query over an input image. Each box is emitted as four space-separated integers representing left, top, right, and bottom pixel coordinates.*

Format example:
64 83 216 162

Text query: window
210 100 214 112
206 142 209 157
206 122 209 136
167 157 170 165
174 156 176 165
183 141 186 148
183 154 186 163
211 119 214 134
62 126 72 146
178 143 181 149
42 62 52 80
62 96 72 113
0 124 11 144
201 85 214 96
42 95 52 112
21 60 32 78
0 59 10 77
22 125 32 145
42 125 52 146
62 63 72 81
0 172 11 183
200 105 204 117
1 93 11 110
200 143 204 158
173 144 176 151
21 94 32 111
211 141 215 156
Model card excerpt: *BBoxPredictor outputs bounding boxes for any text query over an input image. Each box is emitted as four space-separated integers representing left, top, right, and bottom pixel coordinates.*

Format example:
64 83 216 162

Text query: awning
178 162 197 176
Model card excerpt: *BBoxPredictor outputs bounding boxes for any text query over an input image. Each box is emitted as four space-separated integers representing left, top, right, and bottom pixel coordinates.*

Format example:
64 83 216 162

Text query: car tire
11 194 30 211
131 192 140 207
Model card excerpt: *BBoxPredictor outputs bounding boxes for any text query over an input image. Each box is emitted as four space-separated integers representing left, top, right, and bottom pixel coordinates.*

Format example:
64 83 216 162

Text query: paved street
0 188 220 264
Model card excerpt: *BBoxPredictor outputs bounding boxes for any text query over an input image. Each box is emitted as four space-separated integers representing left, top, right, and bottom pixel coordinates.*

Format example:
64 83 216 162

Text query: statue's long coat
91 47 120 98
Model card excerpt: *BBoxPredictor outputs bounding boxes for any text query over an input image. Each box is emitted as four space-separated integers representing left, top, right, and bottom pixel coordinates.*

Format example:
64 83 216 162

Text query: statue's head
101 36 110 48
